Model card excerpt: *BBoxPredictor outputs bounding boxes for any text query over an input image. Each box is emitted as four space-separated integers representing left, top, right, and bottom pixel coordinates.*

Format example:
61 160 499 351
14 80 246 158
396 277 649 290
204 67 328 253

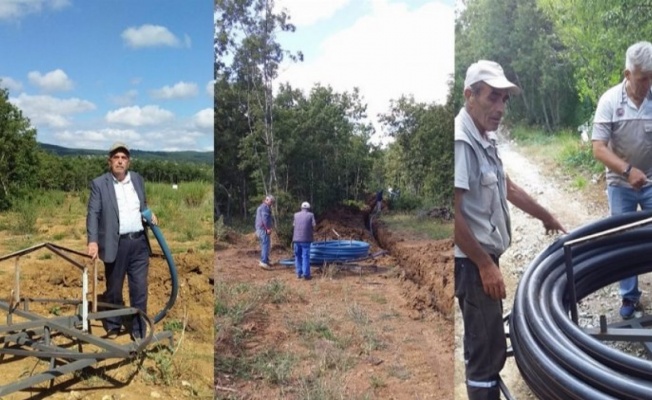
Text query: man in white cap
454 60 566 399
292 201 316 280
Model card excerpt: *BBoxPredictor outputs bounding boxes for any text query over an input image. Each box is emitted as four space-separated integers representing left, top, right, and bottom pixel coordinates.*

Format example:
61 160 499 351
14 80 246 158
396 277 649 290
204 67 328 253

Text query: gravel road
452 137 632 399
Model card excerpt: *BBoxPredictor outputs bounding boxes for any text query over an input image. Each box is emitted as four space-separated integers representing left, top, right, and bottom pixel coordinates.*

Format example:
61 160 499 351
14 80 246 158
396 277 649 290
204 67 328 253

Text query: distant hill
39 143 213 165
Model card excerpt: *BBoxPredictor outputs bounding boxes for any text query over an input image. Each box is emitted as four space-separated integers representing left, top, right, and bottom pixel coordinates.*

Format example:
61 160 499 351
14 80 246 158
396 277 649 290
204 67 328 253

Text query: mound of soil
375 224 454 320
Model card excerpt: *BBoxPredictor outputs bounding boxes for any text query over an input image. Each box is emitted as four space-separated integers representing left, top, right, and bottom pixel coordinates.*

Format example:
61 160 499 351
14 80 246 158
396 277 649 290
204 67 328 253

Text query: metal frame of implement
0 242 173 397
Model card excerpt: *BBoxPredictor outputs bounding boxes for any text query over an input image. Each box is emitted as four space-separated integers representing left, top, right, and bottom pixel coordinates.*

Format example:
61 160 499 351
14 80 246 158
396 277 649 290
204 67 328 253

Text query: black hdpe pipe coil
142 208 178 324
510 209 652 400
279 240 370 266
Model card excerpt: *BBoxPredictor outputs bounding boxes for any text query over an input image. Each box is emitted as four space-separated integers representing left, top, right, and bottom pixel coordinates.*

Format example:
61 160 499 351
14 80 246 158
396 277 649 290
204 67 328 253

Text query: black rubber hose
142 208 178 324
510 209 652 400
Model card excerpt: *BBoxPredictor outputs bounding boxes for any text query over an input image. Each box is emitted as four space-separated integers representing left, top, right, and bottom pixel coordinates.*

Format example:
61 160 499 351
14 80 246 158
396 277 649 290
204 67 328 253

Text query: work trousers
256 228 271 264
455 256 506 400
103 234 149 338
607 185 652 302
293 241 311 278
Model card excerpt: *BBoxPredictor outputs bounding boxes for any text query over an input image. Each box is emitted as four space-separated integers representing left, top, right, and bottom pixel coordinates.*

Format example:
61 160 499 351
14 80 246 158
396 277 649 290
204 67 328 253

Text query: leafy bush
11 200 37 235
390 193 422 211
275 218 294 247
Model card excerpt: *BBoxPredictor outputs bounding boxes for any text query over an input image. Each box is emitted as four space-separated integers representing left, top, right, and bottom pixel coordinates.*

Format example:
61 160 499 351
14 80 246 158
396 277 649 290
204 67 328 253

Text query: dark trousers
103 235 149 338
455 257 506 400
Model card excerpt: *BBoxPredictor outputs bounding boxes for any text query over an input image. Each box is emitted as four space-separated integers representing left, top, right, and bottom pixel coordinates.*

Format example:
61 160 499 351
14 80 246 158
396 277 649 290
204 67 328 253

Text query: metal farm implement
0 210 178 397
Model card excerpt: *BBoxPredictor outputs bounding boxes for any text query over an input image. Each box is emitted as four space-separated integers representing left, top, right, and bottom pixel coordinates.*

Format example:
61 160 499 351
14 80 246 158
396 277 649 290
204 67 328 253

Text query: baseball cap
464 60 521 95
109 142 130 156
301 202 310 209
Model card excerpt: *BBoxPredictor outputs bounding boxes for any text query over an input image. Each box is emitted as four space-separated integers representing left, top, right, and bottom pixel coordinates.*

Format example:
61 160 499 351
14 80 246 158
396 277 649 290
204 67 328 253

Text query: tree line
0 87 212 211
455 0 652 130
214 0 453 223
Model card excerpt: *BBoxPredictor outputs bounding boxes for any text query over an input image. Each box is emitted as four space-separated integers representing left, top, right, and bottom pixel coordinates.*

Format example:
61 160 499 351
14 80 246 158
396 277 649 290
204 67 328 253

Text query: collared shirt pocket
480 169 498 186
480 167 499 206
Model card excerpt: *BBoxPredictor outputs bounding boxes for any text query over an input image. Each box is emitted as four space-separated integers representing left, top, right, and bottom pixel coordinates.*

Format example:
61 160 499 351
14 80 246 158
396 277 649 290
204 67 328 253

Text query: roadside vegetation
381 213 453 241
455 0 651 187
508 125 604 190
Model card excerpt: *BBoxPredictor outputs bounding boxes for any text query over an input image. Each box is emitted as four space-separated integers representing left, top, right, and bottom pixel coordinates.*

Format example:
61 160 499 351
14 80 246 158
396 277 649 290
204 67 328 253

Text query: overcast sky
275 0 455 145
0 0 213 152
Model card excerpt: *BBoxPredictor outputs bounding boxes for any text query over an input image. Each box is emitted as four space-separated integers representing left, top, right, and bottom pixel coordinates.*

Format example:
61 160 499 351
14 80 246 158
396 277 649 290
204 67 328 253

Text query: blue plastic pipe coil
279 240 370 266
142 208 179 324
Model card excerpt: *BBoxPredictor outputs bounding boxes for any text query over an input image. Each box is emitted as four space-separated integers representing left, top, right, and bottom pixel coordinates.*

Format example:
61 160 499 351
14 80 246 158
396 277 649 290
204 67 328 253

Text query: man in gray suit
87 142 158 341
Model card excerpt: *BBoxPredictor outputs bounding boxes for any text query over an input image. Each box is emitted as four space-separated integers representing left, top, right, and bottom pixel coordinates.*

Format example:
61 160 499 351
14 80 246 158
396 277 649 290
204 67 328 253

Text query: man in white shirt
87 142 158 341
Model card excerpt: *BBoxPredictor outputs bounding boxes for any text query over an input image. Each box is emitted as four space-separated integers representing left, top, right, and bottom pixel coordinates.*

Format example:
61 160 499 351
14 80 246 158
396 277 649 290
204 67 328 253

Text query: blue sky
275 0 455 145
0 0 214 152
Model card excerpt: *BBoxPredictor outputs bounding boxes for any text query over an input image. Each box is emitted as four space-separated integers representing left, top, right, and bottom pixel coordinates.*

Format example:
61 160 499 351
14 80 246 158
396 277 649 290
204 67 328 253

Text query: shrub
390 192 422 211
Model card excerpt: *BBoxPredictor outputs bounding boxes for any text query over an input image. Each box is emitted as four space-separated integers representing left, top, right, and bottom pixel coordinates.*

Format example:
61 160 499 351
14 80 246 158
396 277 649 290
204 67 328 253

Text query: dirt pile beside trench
375 223 454 321
313 204 376 244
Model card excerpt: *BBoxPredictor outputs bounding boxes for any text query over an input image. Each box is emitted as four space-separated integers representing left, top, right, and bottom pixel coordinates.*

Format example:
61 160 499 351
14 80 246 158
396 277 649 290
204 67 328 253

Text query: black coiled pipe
510 210 652 400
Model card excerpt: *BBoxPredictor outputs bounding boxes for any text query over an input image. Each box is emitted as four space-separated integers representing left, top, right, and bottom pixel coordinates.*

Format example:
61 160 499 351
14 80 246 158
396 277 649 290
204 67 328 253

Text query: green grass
147 182 213 246
215 282 259 325
250 349 295 384
163 319 184 332
216 276 401 399
295 319 337 342
382 213 452 240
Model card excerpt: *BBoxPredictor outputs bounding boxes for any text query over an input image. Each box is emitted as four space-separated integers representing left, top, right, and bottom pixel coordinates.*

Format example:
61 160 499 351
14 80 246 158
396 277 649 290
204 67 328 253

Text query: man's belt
119 230 144 240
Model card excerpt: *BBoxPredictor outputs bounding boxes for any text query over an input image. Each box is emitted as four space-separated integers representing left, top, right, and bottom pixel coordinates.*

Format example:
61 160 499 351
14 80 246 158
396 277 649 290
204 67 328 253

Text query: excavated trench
312 203 454 320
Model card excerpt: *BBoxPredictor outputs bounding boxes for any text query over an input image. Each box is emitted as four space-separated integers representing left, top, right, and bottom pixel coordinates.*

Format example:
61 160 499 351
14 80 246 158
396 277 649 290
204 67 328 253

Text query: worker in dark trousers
455 60 566 399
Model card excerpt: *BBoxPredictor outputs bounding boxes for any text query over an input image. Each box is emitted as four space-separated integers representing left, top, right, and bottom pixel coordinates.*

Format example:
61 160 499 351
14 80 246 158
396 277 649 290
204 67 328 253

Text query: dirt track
216 204 454 399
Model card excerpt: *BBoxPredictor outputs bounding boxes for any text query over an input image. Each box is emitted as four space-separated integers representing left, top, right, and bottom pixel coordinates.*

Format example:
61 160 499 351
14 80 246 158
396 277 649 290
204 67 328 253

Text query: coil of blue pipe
279 240 370 266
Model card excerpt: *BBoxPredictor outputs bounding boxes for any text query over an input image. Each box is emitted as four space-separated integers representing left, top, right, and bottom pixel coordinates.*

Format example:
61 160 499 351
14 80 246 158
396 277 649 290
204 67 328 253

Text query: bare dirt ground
216 204 455 399
454 139 613 399
0 227 214 399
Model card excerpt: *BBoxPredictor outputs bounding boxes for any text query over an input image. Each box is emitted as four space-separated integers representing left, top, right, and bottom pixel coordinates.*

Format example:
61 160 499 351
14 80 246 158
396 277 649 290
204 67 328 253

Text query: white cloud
276 0 454 143
53 128 141 150
105 105 175 126
9 93 95 128
110 89 138 106
146 129 203 149
206 80 215 96
275 0 352 26
150 81 198 100
121 24 183 48
28 69 74 92
0 76 23 93
0 0 70 21
192 108 213 130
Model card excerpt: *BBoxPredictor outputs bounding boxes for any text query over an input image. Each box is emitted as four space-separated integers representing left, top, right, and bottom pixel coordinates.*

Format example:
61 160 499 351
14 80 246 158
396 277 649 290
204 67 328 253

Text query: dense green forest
40 143 213 164
0 87 212 211
455 0 652 130
214 0 453 222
